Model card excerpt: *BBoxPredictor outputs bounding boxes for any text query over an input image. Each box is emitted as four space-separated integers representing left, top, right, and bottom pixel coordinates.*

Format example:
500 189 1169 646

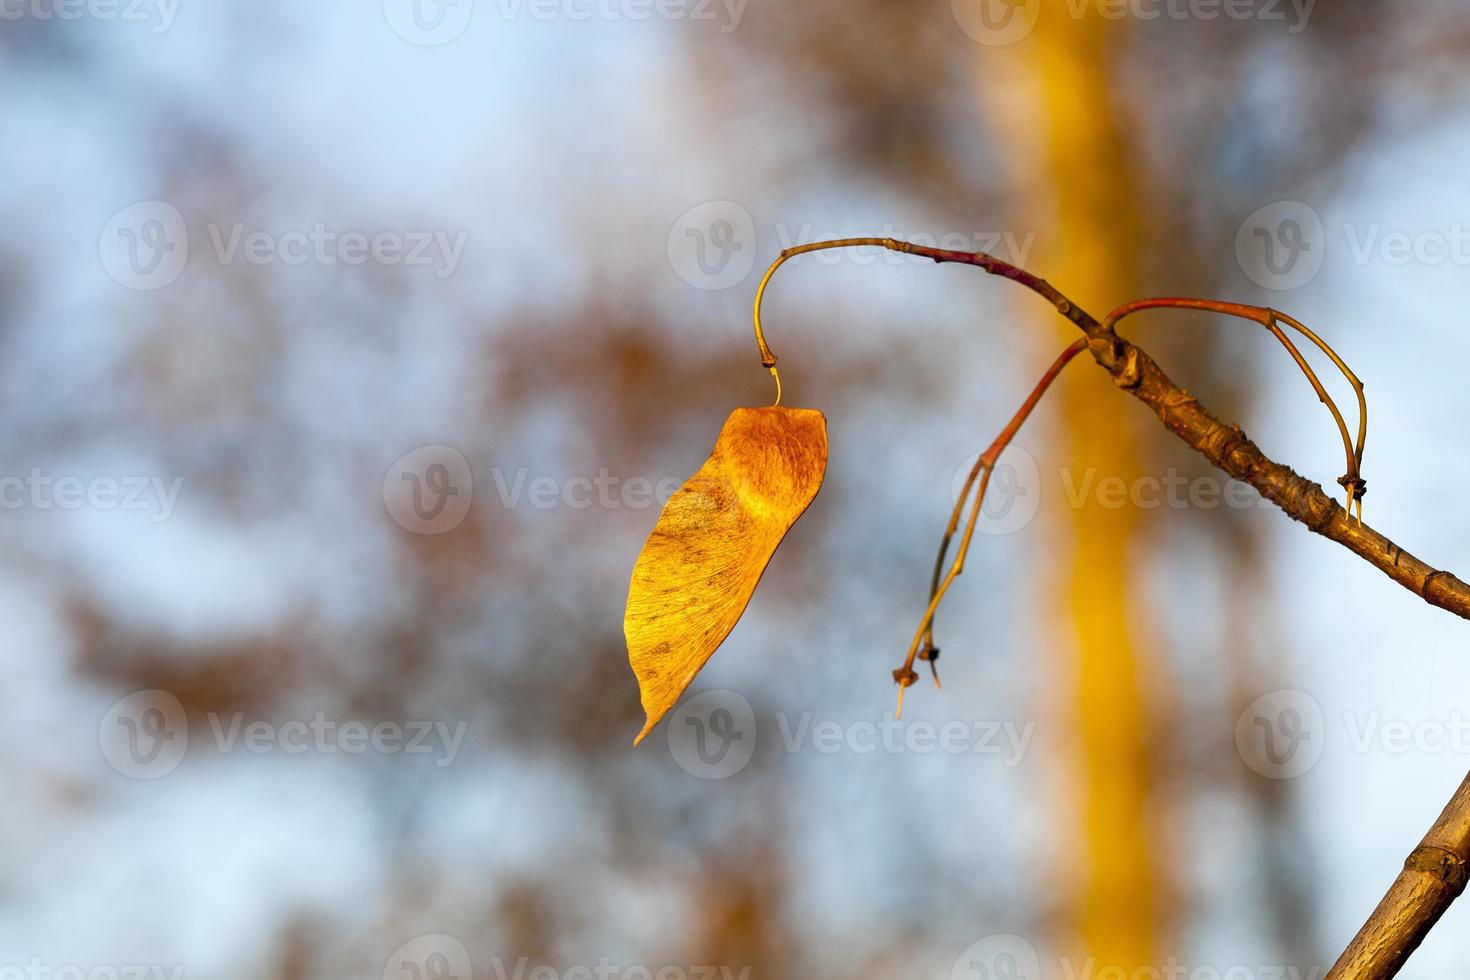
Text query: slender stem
1103 298 1367 520
895 338 1090 714
752 238 1470 622
753 237 1470 976
1325 770 1470 979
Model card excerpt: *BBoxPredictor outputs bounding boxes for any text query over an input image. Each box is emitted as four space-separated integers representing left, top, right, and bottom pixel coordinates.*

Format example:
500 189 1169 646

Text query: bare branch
1325 771 1470 979
754 238 1470 621
751 239 1470 977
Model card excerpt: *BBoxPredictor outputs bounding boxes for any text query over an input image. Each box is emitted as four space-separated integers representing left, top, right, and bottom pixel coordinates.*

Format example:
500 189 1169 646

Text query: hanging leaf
625 406 827 745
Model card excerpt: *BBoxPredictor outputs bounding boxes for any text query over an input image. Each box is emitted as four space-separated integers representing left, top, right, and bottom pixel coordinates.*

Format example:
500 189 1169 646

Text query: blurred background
2 1 1469 978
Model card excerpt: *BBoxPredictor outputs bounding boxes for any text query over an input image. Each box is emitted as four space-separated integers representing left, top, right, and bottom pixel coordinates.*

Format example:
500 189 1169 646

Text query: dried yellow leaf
625 406 828 745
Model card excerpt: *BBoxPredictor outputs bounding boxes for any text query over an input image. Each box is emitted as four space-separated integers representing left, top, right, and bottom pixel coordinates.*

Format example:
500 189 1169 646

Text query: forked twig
750 235 1470 980
893 337 1089 716
1104 298 1369 521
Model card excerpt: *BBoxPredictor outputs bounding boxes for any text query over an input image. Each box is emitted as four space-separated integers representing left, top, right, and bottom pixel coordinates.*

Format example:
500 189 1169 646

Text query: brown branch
751 237 1470 978
1325 770 1470 979
870 239 1470 621
900 242 1470 978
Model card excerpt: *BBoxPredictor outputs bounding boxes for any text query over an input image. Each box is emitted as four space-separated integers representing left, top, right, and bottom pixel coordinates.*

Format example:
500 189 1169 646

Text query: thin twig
894 337 1090 717
752 237 1470 977
752 238 1470 620
1104 298 1368 522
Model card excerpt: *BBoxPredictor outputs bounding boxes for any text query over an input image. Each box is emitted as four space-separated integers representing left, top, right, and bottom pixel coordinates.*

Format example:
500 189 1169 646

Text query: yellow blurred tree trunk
978 7 1162 970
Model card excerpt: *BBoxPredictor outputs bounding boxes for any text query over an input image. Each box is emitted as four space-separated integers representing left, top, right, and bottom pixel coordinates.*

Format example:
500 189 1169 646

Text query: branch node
1421 570 1450 601
1086 334 1120 368
1338 474 1368 500
1112 346 1142 389
1406 845 1469 897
